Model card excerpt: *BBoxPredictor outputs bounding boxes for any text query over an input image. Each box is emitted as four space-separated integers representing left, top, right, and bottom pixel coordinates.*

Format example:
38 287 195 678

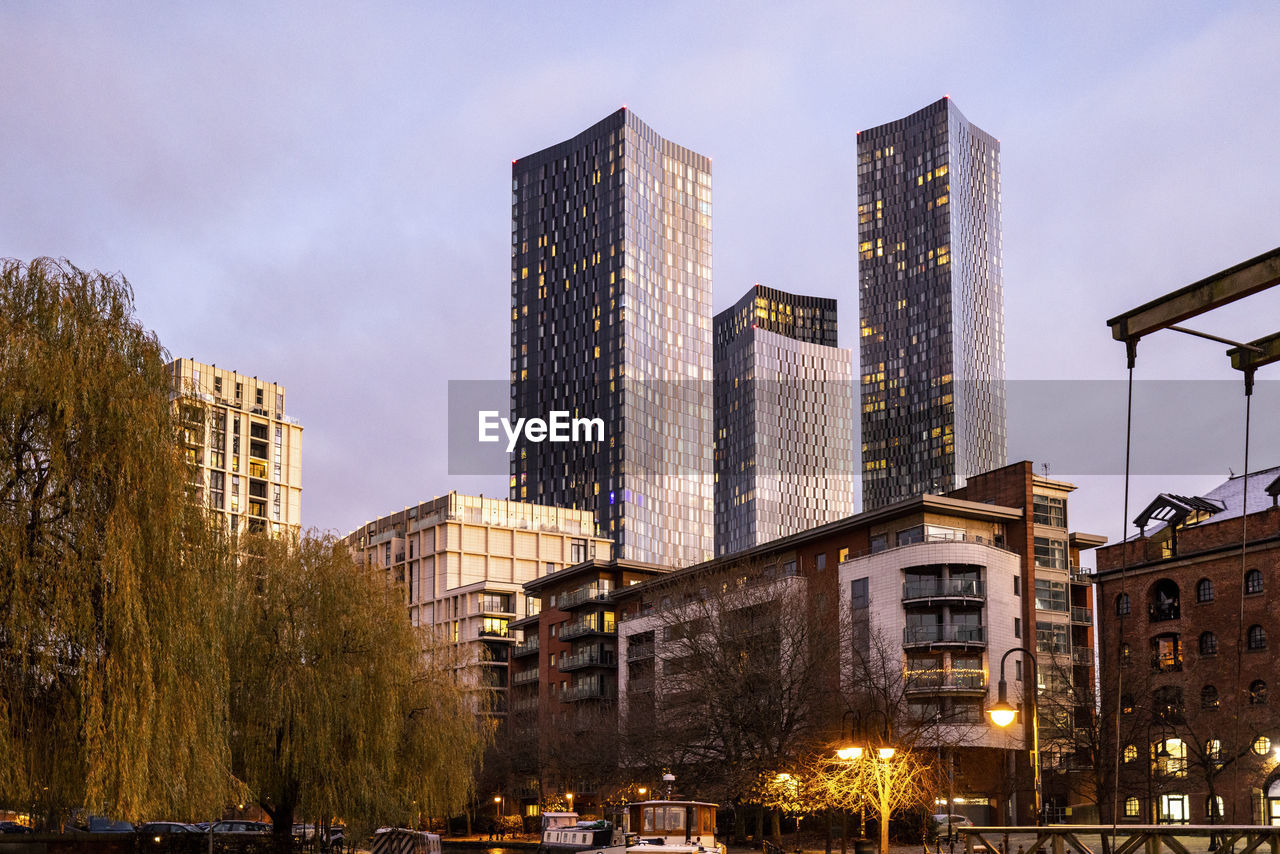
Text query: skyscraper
713 284 855 556
858 97 1007 510
510 109 713 566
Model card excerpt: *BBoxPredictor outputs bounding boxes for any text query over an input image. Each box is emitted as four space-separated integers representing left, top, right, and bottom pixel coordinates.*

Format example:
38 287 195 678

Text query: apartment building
166 357 302 536
343 493 613 715
609 461 1102 824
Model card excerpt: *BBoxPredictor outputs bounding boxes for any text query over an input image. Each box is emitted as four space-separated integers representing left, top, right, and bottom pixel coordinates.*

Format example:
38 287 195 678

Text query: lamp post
835 709 896 854
987 646 1041 826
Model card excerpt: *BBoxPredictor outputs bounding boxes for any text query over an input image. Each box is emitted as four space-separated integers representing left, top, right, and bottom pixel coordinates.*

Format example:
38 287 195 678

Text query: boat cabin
625 801 718 849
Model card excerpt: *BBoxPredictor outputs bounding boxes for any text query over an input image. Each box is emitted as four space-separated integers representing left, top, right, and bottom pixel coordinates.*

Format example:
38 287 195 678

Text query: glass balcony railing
902 579 985 601
903 624 986 646
1071 606 1093 625
558 650 617 671
510 668 539 686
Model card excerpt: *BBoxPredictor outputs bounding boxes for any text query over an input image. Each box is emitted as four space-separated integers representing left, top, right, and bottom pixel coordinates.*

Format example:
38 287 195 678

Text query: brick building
609 461 1102 824
1095 466 1280 825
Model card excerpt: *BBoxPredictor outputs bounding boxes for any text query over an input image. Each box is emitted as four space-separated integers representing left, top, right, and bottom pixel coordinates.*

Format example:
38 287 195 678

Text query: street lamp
987 647 1042 826
835 708 893 761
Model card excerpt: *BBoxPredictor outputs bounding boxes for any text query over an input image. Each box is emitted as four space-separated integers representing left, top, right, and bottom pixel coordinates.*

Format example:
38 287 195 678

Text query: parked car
140 822 201 837
211 820 269 833
85 817 136 833
0 822 34 834
932 814 973 841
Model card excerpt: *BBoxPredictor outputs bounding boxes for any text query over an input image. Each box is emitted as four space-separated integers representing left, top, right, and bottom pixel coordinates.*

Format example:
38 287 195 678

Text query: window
1199 632 1217 656
1124 797 1141 818
1246 569 1264 595
1034 537 1067 570
1250 680 1268 705
1148 579 1180 621
1035 578 1068 612
1153 686 1185 720
1205 739 1221 762
869 534 887 554
1253 735 1272 756
1033 494 1067 527
1248 624 1267 650
1151 634 1182 672
1196 578 1214 603
1201 685 1219 710
1121 693 1134 715
1014 576 1021 596
815 553 827 571
1014 617 1022 639
851 578 869 610
1120 642 1132 665
1116 593 1131 616
1123 744 1138 763
1036 621 1069 654
897 525 924 546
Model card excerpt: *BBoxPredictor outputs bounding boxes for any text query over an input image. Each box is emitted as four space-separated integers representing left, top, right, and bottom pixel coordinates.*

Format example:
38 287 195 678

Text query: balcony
479 627 514 642
902 579 985 604
511 668 540 686
559 650 617 672
1072 648 1095 667
509 697 538 715
1068 565 1093 585
902 624 986 648
559 585 614 610
564 682 616 702
561 619 614 640
627 642 655 661
512 638 539 657
904 672 988 695
1071 606 1093 625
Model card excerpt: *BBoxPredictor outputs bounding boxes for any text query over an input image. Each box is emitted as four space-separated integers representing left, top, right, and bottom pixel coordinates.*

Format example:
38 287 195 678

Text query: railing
1069 564 1093 584
961 825 1280 854
903 625 986 646
1072 648 1095 666
844 531 1018 564
509 697 538 715
629 677 654 694
510 668 539 686
479 627 511 639
904 673 987 693
564 682 616 702
559 650 617 671
902 579 986 600
1071 606 1093 624
512 638 539 657
627 643 655 661
559 585 613 609
561 619 614 640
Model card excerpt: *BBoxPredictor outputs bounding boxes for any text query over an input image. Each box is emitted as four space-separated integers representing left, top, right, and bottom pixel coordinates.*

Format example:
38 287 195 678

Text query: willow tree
229 533 486 846
0 258 239 826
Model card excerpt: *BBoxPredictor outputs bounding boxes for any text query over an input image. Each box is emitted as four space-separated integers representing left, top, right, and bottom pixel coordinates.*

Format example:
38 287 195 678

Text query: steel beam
1228 330 1280 373
1107 245 1280 344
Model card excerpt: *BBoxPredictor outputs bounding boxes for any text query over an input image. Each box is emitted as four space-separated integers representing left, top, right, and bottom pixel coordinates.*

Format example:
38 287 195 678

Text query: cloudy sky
5 2 1280 554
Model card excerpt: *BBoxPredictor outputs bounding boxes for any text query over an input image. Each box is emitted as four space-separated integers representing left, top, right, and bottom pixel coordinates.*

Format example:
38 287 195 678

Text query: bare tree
622 561 840 840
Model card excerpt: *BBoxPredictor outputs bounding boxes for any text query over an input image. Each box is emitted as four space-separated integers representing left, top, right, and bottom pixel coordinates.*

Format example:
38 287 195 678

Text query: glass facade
857 98 1007 509
510 109 713 566
713 285 855 555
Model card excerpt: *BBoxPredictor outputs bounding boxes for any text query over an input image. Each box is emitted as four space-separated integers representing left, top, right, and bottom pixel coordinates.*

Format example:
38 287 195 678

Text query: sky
5 1 1280 558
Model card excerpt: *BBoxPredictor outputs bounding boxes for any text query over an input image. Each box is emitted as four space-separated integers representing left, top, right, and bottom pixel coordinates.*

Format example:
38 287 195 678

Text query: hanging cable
1229 370 1254 823
1111 352 1136 846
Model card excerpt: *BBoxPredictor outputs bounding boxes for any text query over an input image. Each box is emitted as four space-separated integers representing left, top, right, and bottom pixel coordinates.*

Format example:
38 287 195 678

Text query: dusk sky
6 2 1280 556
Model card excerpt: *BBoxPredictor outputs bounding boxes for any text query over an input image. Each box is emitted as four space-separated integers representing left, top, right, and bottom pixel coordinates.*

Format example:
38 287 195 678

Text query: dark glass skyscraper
858 98 1007 510
510 109 713 566
713 285 854 556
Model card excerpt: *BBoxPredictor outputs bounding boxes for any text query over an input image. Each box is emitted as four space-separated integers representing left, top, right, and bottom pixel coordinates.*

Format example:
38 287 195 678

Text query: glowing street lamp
987 647 1041 825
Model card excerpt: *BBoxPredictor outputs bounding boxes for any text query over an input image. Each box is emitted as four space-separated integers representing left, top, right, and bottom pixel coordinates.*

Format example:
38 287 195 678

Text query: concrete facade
167 357 303 536
343 493 613 715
